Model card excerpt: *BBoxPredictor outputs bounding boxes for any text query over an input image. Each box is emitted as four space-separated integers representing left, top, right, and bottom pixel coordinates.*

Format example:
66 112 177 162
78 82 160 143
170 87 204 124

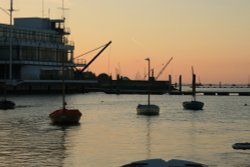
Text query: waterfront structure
0 17 82 81
0 17 92 94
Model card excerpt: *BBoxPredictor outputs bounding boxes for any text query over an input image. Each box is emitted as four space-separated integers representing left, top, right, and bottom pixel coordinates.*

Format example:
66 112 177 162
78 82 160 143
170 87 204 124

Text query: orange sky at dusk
1 0 250 84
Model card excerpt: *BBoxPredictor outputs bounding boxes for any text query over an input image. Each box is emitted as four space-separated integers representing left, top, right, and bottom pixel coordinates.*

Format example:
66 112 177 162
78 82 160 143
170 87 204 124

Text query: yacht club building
0 17 81 81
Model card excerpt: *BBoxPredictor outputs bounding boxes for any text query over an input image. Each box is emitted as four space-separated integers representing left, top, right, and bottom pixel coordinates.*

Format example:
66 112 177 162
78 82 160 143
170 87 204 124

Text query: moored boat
183 67 204 110
137 104 159 116
49 71 82 125
49 108 82 125
136 58 160 116
232 142 250 150
183 100 204 110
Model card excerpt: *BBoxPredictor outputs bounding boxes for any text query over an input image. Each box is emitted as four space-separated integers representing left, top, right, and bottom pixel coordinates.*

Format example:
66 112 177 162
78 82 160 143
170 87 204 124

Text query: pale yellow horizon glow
1 0 250 84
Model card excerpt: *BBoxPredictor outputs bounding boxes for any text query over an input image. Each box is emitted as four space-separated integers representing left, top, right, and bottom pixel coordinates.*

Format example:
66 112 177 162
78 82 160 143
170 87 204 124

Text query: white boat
232 142 250 150
121 158 208 167
183 67 204 110
137 58 160 116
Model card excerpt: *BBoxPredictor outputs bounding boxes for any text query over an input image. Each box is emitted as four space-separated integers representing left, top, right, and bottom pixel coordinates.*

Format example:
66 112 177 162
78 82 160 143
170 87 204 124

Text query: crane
74 41 112 79
80 41 111 73
155 57 173 80
76 41 112 73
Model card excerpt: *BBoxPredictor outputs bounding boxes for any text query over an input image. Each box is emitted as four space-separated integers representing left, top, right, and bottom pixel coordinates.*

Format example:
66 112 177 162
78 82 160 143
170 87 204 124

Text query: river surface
0 92 249 167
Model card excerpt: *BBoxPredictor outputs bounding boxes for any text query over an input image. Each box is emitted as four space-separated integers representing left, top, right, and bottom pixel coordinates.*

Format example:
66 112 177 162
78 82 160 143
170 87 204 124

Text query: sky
1 0 250 84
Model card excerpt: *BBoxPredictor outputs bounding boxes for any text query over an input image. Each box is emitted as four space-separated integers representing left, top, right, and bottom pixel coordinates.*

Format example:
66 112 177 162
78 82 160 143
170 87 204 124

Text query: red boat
49 108 82 125
49 62 82 125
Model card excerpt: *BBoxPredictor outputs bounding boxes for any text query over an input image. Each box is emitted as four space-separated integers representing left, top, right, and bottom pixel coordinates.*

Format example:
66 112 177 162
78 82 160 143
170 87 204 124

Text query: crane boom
155 57 173 80
79 41 112 73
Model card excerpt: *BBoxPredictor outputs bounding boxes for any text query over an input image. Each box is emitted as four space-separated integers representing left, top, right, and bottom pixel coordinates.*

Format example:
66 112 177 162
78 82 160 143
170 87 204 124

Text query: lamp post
8 0 14 82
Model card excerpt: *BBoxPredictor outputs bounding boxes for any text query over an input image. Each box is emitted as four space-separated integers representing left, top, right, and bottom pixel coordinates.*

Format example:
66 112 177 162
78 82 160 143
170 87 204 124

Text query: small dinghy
121 158 208 167
232 142 250 150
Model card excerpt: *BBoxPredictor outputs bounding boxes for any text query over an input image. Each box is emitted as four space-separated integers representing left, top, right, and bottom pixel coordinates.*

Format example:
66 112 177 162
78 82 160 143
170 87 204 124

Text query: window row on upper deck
0 26 71 45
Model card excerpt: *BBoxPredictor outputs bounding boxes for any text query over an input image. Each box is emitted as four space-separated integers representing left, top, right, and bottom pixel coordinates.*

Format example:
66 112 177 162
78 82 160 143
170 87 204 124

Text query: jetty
170 91 250 96
171 76 250 96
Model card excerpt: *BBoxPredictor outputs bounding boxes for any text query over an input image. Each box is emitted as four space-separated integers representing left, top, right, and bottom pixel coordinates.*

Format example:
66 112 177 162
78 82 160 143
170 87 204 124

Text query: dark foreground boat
0 99 15 110
121 158 208 167
232 142 250 150
49 108 82 125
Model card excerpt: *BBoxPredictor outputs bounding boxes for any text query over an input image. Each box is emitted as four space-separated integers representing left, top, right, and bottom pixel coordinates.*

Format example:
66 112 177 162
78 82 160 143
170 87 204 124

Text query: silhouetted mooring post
168 75 172 93
179 75 182 93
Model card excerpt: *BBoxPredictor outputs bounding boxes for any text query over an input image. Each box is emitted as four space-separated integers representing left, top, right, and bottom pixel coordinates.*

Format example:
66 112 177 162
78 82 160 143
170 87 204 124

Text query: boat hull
137 104 160 116
183 101 204 110
0 100 15 110
49 108 82 125
121 158 208 167
232 143 250 150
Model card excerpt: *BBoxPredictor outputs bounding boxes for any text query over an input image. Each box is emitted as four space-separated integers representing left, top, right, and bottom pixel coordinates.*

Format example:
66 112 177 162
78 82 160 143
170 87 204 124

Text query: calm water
0 92 249 167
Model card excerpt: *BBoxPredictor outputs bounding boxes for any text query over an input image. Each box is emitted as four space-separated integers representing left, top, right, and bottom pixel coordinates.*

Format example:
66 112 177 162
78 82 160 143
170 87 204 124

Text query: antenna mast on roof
48 8 50 18
58 0 69 19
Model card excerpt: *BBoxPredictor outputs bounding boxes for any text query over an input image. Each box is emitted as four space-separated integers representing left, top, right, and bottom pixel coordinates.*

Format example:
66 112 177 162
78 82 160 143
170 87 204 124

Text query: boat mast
192 74 196 101
59 0 68 110
191 66 196 101
62 60 66 109
145 58 150 105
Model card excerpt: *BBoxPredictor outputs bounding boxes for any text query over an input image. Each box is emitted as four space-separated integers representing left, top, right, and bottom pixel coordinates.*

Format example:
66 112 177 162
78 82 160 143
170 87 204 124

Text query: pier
170 90 250 96
173 75 250 96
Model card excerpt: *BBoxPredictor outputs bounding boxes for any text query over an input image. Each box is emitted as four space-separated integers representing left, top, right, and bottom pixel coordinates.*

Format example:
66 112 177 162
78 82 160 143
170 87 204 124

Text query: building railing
74 59 87 67
0 26 74 46
0 59 86 67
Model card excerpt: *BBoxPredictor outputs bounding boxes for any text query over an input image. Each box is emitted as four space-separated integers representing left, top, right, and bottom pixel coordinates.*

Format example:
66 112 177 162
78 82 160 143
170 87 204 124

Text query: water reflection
145 117 152 159
0 109 80 167
1 94 250 167
138 116 155 160
189 112 198 157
